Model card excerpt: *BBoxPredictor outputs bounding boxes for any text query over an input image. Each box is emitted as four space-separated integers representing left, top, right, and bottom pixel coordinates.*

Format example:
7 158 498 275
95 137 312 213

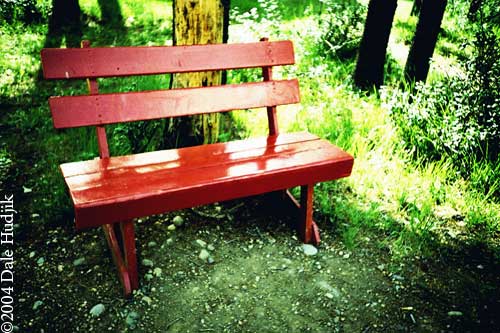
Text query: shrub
317 0 366 60
386 0 500 196
0 0 46 24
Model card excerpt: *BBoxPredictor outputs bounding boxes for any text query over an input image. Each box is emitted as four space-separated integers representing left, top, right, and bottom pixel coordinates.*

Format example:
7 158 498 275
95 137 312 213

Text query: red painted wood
61 132 318 176
300 184 314 244
280 189 320 245
81 40 110 159
41 40 295 79
102 224 132 297
260 37 279 136
58 133 353 229
120 220 138 290
49 80 300 129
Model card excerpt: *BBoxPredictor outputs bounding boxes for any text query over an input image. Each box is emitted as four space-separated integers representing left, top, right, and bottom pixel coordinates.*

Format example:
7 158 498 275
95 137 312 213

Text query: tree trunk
404 0 447 83
353 0 398 90
411 0 423 16
171 0 230 146
45 0 81 47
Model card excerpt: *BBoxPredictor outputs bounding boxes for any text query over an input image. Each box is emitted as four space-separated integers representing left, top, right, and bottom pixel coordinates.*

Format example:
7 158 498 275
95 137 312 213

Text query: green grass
2 0 498 260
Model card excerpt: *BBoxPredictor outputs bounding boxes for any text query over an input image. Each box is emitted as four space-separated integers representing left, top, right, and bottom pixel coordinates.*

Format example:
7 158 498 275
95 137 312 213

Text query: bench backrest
41 39 298 157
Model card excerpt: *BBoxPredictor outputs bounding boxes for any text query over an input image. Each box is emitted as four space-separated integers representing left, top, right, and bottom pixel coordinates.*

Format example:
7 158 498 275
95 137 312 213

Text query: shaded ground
16 195 500 332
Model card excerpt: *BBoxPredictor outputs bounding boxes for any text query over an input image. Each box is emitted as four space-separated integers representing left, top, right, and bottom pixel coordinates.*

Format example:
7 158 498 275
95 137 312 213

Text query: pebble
167 224 176 231
153 267 162 277
302 244 318 256
342 253 350 259
166 238 174 245
448 311 463 317
173 215 184 227
207 244 215 251
57 264 64 272
73 257 85 266
37 257 45 266
147 241 157 247
142 259 154 267
89 303 105 317
199 249 210 261
126 311 140 328
29 251 36 258
33 300 43 310
207 256 215 264
142 296 153 305
196 239 207 248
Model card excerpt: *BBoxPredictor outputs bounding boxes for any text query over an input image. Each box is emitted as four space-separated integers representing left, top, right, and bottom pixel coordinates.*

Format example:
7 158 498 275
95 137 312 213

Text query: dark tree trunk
468 0 481 21
97 0 124 27
44 0 81 47
404 0 447 83
411 0 423 16
354 0 398 90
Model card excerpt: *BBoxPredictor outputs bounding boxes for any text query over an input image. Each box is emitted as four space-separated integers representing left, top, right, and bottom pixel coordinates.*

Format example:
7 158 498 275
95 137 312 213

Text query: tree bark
404 0 447 83
171 0 229 145
411 0 423 16
353 0 398 90
45 0 82 47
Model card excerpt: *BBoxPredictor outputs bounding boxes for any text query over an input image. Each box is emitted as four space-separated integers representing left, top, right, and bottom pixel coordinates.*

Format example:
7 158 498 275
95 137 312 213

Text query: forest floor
16 195 500 332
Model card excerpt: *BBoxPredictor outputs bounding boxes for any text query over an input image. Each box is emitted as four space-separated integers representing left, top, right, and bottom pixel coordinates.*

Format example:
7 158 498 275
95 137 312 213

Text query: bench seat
62 132 353 230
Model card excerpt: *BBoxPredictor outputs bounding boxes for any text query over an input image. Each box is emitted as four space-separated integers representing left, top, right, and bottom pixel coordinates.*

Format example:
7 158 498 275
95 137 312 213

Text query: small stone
172 215 184 227
37 257 45 266
23 186 32 193
196 239 207 248
147 241 157 247
142 259 154 267
377 264 385 271
153 267 162 277
302 244 318 256
342 253 350 259
57 264 64 272
33 300 43 310
325 293 334 299
166 238 174 245
145 273 153 281
448 311 463 317
477 264 484 269
29 251 36 258
199 249 210 261
126 311 140 328
142 296 152 305
207 244 215 251
207 256 215 264
89 303 105 317
73 257 85 266
167 224 176 231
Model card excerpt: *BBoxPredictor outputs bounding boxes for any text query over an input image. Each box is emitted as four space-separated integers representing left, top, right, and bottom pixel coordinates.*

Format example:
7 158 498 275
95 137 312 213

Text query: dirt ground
16 195 500 332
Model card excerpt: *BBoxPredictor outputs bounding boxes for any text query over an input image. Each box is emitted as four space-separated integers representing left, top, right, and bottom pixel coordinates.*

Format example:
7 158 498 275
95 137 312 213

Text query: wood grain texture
60 132 354 229
41 40 294 79
49 80 300 128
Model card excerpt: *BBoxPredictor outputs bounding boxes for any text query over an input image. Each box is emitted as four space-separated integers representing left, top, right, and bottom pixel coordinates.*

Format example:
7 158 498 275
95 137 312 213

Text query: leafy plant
317 0 366 60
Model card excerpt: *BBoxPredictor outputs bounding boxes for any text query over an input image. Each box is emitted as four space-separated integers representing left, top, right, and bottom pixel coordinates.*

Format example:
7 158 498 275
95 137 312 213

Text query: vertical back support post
81 40 110 159
260 37 279 136
82 40 138 297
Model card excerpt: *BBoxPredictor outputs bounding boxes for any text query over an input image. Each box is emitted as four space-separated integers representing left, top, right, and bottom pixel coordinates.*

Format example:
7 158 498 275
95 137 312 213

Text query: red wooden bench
41 39 354 297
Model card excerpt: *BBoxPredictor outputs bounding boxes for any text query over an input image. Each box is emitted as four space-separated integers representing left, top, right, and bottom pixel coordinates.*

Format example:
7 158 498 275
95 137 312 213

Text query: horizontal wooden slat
59 133 354 229
61 132 320 177
41 40 294 79
49 80 300 128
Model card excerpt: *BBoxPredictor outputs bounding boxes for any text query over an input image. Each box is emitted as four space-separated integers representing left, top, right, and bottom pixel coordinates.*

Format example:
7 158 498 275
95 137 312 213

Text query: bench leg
102 220 138 297
298 184 321 245
271 186 321 245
